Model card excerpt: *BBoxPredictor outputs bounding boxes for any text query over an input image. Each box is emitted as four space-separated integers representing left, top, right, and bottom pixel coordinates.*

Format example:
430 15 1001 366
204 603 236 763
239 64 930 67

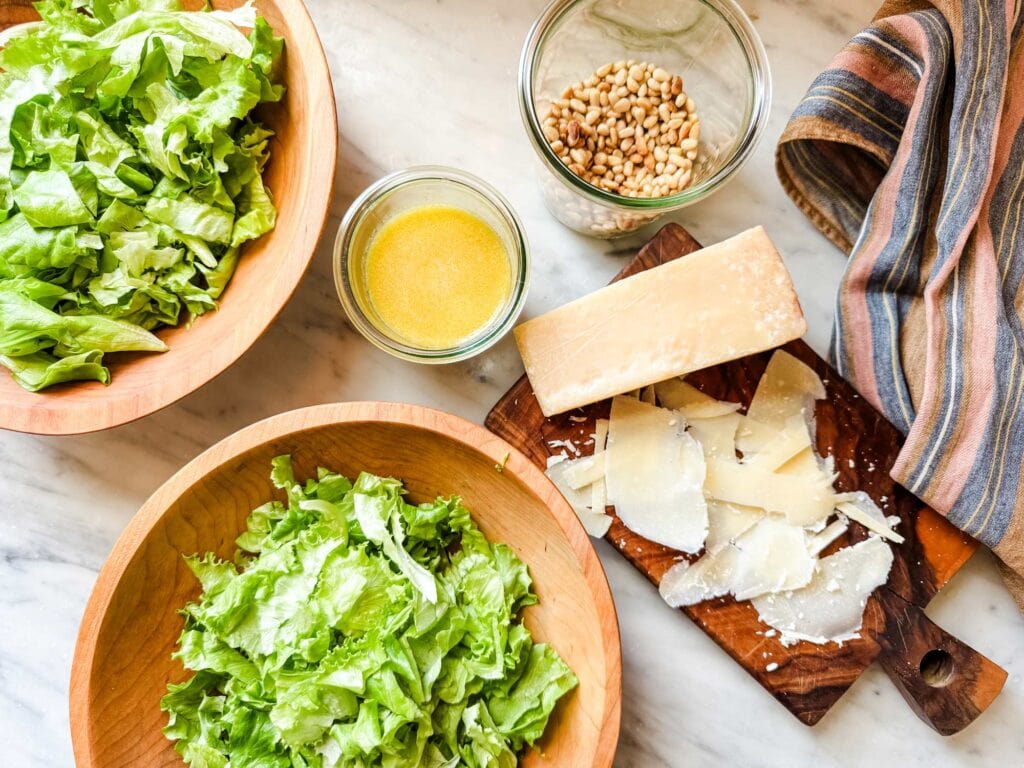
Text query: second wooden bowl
0 0 337 435
70 402 622 767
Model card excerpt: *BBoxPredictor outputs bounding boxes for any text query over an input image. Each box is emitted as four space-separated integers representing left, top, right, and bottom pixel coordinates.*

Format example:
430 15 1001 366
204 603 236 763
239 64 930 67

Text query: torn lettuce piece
162 457 577 767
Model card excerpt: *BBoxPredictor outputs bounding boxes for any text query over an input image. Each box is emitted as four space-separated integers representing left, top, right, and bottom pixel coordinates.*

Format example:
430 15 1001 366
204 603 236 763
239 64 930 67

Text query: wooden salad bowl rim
70 402 623 767
0 0 338 435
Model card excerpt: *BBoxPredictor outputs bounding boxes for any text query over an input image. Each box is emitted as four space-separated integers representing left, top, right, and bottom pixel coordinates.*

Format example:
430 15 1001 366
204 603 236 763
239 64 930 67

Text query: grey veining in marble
2 1 1022 766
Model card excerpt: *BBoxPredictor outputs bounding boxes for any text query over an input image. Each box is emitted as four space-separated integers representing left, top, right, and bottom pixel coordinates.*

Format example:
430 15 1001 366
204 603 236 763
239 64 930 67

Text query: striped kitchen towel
776 0 1024 607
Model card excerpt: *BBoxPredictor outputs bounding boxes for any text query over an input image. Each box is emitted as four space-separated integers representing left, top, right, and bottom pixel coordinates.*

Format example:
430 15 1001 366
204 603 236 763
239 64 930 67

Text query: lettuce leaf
162 458 577 767
0 0 283 391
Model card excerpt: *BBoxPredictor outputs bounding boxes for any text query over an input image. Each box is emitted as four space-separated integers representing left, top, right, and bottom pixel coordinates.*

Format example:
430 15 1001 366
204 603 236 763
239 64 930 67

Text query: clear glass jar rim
333 166 531 364
518 0 772 210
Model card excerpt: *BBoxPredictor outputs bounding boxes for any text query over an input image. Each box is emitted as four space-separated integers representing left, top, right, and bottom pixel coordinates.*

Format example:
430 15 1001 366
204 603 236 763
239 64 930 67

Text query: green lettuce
162 458 577 767
0 0 282 391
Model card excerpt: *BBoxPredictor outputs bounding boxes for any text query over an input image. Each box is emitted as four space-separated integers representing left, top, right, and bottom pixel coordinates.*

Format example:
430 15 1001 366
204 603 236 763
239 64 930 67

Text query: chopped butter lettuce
162 457 577 767
0 0 283 391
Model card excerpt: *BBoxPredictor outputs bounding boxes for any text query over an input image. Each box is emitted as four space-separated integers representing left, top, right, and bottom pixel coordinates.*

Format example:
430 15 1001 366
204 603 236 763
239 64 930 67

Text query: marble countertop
2 0 1023 765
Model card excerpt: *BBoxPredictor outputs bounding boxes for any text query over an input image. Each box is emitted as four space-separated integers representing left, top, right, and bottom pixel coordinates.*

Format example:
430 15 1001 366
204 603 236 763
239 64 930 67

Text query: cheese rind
514 227 806 417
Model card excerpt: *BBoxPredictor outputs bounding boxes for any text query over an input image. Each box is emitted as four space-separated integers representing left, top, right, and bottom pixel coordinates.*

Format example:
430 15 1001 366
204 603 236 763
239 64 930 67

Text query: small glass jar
519 0 771 238
334 167 530 364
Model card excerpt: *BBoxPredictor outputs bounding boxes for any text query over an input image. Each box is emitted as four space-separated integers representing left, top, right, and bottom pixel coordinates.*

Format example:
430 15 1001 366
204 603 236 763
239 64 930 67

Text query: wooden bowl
0 0 337 435
70 402 622 767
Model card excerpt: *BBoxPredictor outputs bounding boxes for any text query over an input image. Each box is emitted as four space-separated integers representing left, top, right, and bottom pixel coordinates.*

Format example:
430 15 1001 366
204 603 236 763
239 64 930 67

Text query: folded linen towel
776 0 1024 608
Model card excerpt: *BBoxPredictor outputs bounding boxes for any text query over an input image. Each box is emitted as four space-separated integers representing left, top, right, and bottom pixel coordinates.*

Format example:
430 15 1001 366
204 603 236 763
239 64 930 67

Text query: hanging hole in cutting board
920 649 956 687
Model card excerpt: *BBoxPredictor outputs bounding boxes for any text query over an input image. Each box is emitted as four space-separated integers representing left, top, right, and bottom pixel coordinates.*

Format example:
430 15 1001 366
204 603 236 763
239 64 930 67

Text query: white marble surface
2 0 1023 765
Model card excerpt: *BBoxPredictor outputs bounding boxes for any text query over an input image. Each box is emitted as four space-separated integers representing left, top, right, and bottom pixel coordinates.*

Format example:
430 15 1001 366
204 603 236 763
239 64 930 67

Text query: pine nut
540 60 700 198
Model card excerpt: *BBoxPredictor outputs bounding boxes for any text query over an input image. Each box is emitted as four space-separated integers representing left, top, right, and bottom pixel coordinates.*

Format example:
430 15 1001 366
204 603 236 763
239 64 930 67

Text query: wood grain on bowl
70 402 622 767
0 0 337 435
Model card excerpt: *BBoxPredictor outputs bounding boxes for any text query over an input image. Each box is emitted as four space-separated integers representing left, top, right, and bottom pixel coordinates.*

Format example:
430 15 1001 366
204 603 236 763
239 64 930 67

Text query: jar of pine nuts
519 0 771 238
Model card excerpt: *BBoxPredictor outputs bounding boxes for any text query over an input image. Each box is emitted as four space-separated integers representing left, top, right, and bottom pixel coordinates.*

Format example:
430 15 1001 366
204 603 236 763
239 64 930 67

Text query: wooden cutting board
486 223 1007 734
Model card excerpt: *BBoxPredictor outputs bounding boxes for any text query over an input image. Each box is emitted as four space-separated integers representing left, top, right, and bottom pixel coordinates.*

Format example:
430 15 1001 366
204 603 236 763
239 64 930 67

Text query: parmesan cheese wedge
605 396 708 553
513 227 807 416
752 537 893 645
704 458 835 527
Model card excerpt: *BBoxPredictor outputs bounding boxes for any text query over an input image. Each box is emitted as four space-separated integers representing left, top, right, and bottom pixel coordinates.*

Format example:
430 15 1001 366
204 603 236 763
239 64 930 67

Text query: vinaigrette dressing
363 205 512 349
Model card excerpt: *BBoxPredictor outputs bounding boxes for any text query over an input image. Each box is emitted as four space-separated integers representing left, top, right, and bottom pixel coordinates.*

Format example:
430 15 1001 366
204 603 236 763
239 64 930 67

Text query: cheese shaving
544 455 612 538
562 452 606 490
704 458 835 527
661 516 815 606
743 414 812 471
605 396 708 553
834 491 905 543
706 500 764 551
591 419 609 513
808 517 848 556
687 413 741 463
653 377 741 419
752 537 893 645
728 516 816 600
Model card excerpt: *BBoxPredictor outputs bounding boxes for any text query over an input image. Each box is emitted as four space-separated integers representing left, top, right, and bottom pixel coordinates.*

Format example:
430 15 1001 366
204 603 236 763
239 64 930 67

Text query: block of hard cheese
513 227 806 417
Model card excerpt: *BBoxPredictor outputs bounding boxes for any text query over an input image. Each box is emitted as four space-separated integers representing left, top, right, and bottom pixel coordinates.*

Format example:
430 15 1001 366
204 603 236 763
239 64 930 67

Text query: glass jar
334 167 530 364
519 0 771 238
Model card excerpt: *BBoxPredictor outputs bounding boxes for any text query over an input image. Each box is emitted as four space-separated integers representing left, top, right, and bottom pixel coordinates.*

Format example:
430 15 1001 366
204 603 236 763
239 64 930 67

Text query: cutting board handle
875 588 1007 735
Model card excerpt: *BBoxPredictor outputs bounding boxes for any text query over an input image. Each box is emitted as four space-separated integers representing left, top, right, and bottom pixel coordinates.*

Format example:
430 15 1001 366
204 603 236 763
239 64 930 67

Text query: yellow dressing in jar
362 205 512 349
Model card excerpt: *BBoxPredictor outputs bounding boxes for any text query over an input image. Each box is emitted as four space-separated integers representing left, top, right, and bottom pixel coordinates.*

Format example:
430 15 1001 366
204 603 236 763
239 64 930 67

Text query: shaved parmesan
706 500 764 551
660 550 735 607
743 415 812 471
563 452 606 490
545 456 612 538
661 516 814 606
578 510 613 538
687 413 741 462
808 517 848 556
654 378 741 419
737 351 825 455
704 458 835 527
735 416 777 456
835 491 905 543
776 446 824 478
545 457 593 513
591 419 609 513
594 348 897 646
606 396 708 553
728 516 815 600
746 349 826 425
752 537 893 645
